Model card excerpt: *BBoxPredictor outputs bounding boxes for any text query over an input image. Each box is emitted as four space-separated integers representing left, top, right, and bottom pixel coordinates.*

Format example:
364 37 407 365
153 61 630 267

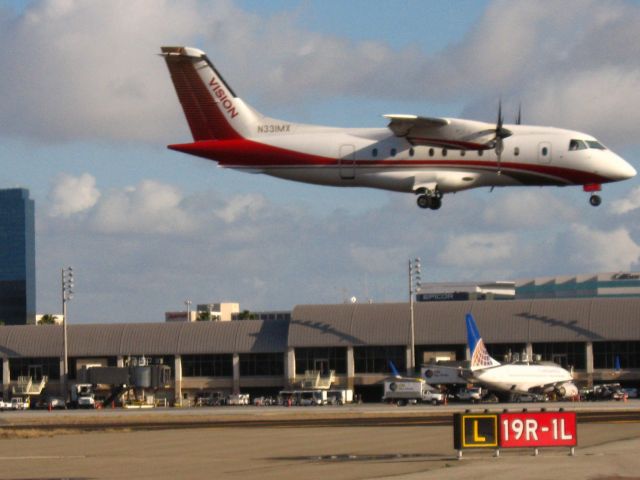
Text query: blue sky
1 0 639 323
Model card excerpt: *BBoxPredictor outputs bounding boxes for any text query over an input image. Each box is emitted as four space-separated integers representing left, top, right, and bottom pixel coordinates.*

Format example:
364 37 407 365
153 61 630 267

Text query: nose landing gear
584 183 602 207
589 194 602 207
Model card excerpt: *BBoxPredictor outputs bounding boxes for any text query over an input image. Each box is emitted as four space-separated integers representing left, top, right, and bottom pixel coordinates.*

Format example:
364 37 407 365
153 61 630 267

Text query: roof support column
405 345 412 373
526 343 533 361
233 353 240 394
285 348 295 388
347 346 354 390
585 341 594 387
58 357 65 396
3 357 9 399
174 354 182 406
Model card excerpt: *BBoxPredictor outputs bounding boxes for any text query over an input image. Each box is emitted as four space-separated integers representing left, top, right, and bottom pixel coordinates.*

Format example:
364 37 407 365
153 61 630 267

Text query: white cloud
525 67 640 144
610 186 640 215
566 224 640 271
437 233 518 268
90 180 196 234
349 245 409 274
48 172 100 217
0 0 422 143
215 194 266 223
482 190 578 228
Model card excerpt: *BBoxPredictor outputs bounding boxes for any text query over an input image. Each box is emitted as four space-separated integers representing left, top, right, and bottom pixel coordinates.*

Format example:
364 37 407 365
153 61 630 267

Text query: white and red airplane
161 46 636 210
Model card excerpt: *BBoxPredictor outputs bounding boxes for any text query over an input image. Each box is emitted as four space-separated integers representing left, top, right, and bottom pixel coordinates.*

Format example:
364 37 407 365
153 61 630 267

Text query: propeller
515 103 522 125
490 100 512 175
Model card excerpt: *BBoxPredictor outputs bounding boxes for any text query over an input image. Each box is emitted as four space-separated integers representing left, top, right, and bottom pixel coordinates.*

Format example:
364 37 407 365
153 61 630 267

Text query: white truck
71 384 96 408
10 397 30 410
226 393 250 406
455 387 484 403
383 379 444 405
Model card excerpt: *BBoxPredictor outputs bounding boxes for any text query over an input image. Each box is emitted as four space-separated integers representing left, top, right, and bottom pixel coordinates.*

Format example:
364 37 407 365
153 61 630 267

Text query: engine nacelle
556 382 578 399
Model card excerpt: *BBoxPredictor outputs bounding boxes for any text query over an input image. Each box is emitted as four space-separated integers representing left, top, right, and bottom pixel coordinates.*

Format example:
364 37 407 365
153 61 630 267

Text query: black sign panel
453 413 499 449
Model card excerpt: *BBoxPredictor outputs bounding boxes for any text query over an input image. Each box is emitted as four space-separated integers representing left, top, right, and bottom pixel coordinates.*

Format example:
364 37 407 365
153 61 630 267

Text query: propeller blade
495 99 504 175
516 103 522 125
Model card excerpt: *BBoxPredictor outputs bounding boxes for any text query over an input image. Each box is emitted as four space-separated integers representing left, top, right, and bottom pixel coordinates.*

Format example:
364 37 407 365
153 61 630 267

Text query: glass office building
0 189 36 325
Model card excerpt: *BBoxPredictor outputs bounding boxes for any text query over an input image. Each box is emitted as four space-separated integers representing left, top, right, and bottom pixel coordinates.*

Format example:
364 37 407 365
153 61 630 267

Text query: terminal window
182 354 232 377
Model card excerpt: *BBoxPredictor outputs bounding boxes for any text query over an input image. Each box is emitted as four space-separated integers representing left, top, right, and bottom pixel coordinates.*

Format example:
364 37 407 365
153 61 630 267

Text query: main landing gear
416 189 442 210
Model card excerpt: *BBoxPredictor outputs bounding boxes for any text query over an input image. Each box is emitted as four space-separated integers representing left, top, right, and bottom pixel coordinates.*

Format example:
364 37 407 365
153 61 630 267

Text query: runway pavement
0 402 639 479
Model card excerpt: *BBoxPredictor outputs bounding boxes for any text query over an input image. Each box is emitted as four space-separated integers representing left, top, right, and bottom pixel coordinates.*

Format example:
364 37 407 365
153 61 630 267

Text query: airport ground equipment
70 384 96 408
299 370 335 389
12 375 48 396
382 378 444 405
9 397 29 410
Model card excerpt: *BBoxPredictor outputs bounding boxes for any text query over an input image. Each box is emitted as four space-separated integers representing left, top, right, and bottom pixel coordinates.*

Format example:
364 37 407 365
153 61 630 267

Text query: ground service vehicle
226 394 250 406
456 387 484 403
10 397 29 410
71 384 96 408
383 379 444 405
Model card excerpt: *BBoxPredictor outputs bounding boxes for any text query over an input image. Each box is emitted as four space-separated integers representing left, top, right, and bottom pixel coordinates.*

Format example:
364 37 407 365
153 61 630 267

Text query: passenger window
542 147 548 156
409 148 415 157
478 150 483 157
442 149 447 157
390 148 397 157
372 148 378 157
460 150 466 156
429 148 434 157
514 147 520 156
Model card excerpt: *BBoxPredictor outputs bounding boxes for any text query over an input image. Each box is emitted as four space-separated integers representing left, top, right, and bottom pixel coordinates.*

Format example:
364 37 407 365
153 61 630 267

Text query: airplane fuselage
473 363 573 394
170 125 632 194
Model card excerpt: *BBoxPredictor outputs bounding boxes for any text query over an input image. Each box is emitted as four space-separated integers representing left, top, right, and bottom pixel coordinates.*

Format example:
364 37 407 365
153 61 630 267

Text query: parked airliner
161 46 636 210
465 313 577 400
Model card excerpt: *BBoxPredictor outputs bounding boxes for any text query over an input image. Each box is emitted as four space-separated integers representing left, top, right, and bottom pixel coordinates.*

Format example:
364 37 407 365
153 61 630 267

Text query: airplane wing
384 114 509 150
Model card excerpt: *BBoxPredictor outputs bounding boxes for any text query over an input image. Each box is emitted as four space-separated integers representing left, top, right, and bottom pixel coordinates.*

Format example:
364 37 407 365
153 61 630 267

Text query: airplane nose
620 159 637 179
610 153 637 180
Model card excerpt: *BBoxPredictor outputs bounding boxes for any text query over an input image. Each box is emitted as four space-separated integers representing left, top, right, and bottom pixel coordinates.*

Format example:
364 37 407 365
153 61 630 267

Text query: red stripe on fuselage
167 139 613 185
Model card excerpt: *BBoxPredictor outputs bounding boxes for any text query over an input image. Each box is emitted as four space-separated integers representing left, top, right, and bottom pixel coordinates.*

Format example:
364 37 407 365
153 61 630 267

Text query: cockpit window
586 140 606 150
569 139 587 151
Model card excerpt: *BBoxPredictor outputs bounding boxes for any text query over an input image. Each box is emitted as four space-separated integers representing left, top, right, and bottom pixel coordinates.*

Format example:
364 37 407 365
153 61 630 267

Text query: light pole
62 266 74 400
408 258 421 374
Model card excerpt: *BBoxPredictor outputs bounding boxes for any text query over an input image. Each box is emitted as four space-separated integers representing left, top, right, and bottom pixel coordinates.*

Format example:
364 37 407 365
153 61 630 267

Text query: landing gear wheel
429 197 442 210
589 194 602 207
417 195 431 209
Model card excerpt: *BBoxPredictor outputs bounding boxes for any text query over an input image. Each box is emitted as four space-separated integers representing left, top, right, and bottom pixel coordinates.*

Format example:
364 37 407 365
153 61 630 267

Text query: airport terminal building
1 297 640 403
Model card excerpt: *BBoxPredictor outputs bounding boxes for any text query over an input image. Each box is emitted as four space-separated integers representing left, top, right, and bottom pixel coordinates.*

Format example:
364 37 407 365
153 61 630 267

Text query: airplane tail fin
465 313 500 370
160 46 262 141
